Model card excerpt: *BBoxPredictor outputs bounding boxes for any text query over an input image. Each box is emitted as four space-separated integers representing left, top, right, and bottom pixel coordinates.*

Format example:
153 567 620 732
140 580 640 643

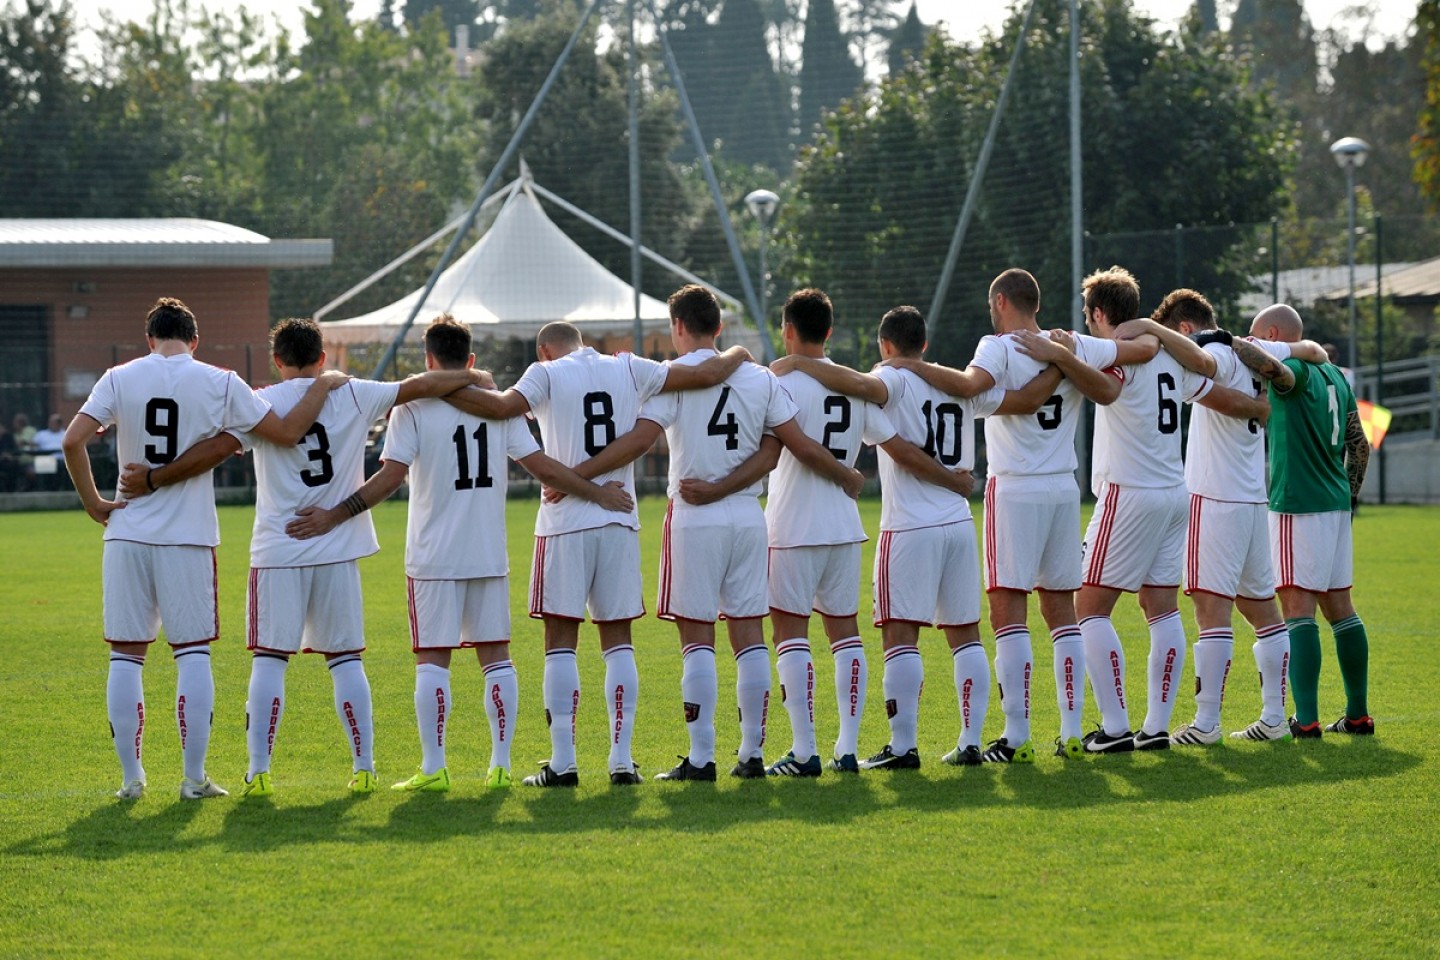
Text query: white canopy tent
321 173 755 355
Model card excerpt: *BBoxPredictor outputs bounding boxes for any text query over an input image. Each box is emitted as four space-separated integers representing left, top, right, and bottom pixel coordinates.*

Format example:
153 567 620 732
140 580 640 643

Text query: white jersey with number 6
513 347 668 537
640 349 797 510
970 332 1118 477
1090 346 1211 493
874 365 1002 532
80 352 271 547
240 378 399 568
382 398 540 580
767 361 896 548
1186 338 1291 503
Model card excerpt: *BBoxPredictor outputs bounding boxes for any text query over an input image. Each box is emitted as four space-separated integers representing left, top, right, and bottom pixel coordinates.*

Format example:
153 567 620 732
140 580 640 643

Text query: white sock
1253 622 1290 726
174 646 214 783
734 644 771 761
414 663 450 775
830 637 867 759
107 653 146 784
1051 624 1085 741
680 644 718 766
1080 616 1130 735
603 645 639 772
1192 627 1234 731
993 625 1033 745
246 655 288 777
543 648 580 773
1142 611 1187 735
482 659 517 770
882 645 922 754
328 655 373 774
952 642 989 749
775 639 817 761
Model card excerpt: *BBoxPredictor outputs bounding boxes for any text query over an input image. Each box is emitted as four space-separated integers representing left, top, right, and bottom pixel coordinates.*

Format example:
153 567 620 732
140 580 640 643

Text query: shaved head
535 321 582 360
1249 303 1304 343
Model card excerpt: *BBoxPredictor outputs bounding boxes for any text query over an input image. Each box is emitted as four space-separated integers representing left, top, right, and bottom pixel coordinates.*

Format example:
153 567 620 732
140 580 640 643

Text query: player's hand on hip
678 478 721 506
286 506 340 540
317 369 351 390
85 498 126 526
841 466 865 500
117 462 151 498
950 468 976 497
596 480 634 513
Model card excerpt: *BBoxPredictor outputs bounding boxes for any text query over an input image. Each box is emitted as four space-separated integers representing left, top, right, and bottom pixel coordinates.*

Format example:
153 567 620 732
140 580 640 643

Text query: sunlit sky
67 0 1415 49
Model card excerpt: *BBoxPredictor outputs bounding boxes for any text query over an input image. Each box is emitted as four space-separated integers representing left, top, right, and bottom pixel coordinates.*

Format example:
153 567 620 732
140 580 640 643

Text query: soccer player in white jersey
131 318 485 796
1019 268 1263 754
875 268 1151 762
1111 292 1326 744
282 315 635 792
63 297 343 801
444 322 747 787
774 303 1061 768
568 284 864 781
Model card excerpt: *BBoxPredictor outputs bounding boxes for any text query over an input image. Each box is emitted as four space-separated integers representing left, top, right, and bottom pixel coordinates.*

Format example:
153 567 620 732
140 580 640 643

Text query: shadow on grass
9 741 1419 859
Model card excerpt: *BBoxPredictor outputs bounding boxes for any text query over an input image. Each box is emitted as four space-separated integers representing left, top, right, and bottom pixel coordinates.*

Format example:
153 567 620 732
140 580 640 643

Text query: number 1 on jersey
452 423 494 490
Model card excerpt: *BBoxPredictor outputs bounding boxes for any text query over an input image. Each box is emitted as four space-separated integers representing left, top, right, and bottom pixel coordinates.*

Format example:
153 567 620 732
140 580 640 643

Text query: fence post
1270 218 1279 302
1174 224 1183 289
1375 214 1384 504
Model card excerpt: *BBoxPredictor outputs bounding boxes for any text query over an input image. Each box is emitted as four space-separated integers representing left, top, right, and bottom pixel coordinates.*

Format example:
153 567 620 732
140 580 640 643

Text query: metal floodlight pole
745 189 779 339
628 0 644 355
1069 0 1088 490
370 0 608 379
645 0 771 361
1375 213 1385 504
1330 136 1370 373
929 0 1037 326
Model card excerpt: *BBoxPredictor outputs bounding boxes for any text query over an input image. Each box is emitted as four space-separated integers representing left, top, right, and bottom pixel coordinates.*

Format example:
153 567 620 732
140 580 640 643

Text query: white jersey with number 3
513 347 668 536
382 398 540 580
1091 348 1212 493
80 352 271 547
766 361 897 547
971 331 1117 477
874 365 1002 532
1186 338 1291 503
640 349 797 510
242 378 399 568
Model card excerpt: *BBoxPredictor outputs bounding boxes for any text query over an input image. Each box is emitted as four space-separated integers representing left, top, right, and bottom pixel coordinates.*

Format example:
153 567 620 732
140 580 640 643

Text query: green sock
1331 615 1369 719
1286 617 1322 726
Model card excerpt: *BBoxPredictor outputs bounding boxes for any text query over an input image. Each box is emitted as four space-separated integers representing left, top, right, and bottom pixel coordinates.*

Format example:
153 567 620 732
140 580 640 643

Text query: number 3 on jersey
299 424 334 488
707 386 739 450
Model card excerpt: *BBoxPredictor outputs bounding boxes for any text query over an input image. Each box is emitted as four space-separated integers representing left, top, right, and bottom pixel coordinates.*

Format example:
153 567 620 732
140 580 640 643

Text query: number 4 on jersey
707 386 740 450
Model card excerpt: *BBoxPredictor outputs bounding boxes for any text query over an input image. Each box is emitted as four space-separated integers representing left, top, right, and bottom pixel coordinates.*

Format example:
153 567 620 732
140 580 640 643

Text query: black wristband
344 493 369 517
145 468 156 492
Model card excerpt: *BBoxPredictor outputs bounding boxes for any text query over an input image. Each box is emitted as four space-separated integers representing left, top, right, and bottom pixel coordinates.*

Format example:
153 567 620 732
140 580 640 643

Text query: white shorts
983 474 1082 593
768 542 862 619
102 541 218 646
1082 483 1188 593
658 498 768 622
529 526 645 623
408 576 510 650
1271 511 1353 593
247 562 365 656
873 521 981 628
1185 496 1275 601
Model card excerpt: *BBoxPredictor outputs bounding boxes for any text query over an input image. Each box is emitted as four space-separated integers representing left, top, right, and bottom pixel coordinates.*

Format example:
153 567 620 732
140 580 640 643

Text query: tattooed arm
1232 338 1296 393
1344 408 1370 502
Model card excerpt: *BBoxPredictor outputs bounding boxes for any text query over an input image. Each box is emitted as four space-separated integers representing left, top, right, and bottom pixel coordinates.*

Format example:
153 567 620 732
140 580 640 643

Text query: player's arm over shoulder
1232 338 1298 393
771 355 888 405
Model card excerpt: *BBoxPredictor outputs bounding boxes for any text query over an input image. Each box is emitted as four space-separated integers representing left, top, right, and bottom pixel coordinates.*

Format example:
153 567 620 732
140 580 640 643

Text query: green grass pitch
1 498 1436 958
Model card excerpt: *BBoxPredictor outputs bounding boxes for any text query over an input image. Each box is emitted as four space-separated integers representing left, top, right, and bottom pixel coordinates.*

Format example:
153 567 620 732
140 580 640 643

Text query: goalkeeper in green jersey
1235 304 1372 738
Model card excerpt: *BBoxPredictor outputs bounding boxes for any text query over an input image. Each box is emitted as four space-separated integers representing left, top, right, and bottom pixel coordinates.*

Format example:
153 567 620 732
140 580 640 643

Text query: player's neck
1001 314 1041 335
278 365 324 381
680 339 717 356
789 343 827 359
150 340 193 358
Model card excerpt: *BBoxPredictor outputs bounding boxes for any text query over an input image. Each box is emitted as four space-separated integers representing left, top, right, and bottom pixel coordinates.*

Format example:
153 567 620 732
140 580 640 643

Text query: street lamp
1330 136 1371 372
745 188 780 347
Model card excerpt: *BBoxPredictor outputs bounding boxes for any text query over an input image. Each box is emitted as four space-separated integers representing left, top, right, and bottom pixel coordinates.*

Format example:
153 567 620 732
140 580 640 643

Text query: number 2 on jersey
707 386 740 450
821 395 851 460
452 423 494 490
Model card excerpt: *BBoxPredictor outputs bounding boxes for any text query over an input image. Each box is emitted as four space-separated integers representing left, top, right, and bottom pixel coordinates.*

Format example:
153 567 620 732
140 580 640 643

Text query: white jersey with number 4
874 365 1003 532
513 347 668 537
766 361 897 548
382 398 541 580
1186 338 1291 504
640 349 797 510
241 378 399 568
1091 346 1212 493
80 352 271 547
970 331 1117 477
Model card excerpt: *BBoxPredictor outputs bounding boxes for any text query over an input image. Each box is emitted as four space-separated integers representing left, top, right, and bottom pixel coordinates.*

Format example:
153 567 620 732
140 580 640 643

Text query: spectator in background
0 422 16 491
33 414 65 454
31 414 68 490
11 413 37 490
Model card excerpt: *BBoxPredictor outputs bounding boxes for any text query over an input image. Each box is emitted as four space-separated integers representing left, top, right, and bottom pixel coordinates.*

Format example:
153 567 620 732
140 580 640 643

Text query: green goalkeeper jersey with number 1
1267 359 1354 515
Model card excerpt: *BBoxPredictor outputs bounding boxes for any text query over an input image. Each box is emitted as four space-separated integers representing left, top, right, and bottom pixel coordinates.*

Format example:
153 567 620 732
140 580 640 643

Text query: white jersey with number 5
80 352 271 547
241 378 399 568
513 347 668 537
970 332 1118 477
640 349 797 510
382 398 541 580
874 365 1003 532
766 361 897 547
1186 338 1291 503
1091 347 1212 493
